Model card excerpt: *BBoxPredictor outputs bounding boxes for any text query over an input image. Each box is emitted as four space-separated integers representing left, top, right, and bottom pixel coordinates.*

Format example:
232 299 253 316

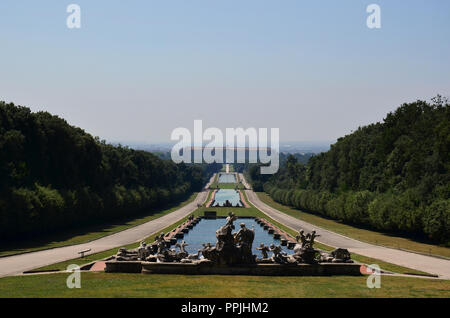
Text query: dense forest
0 101 218 241
253 97 450 244
235 152 315 192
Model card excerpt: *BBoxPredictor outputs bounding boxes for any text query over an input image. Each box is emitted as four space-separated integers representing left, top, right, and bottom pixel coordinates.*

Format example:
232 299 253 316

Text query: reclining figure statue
319 248 353 263
113 248 139 261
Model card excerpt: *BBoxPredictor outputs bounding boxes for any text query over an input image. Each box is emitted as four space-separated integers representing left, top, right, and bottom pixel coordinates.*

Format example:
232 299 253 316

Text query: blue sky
1 0 449 143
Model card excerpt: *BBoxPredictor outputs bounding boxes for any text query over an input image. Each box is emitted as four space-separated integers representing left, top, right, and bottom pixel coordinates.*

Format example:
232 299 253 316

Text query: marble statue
226 212 237 228
185 249 202 260
137 241 148 260
330 248 353 263
111 221 353 267
292 229 320 264
113 248 139 261
269 244 289 264
175 240 189 259
257 243 270 259
296 230 307 248
234 223 255 263
201 216 255 265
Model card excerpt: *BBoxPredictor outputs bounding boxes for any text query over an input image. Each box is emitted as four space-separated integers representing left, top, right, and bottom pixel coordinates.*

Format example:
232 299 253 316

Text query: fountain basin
141 261 362 276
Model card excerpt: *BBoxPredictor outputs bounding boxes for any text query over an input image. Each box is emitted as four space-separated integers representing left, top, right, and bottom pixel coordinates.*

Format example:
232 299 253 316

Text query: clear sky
1 1 449 143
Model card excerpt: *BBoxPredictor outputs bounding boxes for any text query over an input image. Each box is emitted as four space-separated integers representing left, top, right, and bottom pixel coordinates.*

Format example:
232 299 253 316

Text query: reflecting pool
213 189 242 207
177 218 293 256
218 173 236 183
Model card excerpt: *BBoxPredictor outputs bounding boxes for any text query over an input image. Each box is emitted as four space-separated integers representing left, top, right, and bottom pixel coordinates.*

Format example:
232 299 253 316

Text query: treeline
0 101 217 241
258 97 450 244
234 153 314 191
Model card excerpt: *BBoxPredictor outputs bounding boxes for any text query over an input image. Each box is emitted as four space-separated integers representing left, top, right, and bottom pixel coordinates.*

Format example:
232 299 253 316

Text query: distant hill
279 141 331 154
258 97 450 244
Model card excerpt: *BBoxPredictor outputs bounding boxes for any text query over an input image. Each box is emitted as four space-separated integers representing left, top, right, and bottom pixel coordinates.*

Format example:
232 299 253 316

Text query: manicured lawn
257 192 450 259
33 190 432 276
34 213 194 272
204 188 215 205
0 193 198 258
193 192 430 276
208 173 220 188
1 272 449 298
208 171 244 189
210 183 245 189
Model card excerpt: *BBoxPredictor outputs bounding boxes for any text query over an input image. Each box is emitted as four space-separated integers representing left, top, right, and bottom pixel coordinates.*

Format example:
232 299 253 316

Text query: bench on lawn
78 249 91 258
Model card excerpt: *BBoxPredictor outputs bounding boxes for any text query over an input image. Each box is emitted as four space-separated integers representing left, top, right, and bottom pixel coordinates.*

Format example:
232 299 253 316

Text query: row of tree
233 153 314 191
254 97 449 244
0 102 217 241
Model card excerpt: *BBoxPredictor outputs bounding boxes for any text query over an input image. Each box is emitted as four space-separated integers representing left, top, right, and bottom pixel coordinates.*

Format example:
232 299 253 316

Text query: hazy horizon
111 140 332 155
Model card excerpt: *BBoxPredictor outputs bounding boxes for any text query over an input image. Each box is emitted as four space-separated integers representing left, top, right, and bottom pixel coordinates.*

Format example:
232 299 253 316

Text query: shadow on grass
0 193 195 257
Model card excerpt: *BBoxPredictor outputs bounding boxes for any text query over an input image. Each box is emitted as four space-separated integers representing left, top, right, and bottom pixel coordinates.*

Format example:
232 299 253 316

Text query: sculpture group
113 213 353 265
201 212 255 264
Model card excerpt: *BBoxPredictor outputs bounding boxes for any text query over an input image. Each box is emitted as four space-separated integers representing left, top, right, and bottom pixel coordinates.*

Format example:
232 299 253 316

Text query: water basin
218 173 236 183
213 189 242 207
177 218 294 257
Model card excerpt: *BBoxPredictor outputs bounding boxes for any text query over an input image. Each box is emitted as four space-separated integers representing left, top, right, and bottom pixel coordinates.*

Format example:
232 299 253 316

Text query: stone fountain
105 212 360 275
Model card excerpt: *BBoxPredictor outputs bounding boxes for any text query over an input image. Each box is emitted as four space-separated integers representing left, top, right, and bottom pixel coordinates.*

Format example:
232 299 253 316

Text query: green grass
197 191 430 276
209 172 244 189
1 272 449 298
5 189 443 298
208 173 220 188
34 213 195 272
0 193 198 258
33 190 431 276
210 183 245 189
257 192 450 259
204 188 215 205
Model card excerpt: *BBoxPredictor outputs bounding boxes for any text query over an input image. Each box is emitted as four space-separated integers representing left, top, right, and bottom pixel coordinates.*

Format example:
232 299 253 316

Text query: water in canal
218 173 236 183
213 189 242 207
176 218 293 257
